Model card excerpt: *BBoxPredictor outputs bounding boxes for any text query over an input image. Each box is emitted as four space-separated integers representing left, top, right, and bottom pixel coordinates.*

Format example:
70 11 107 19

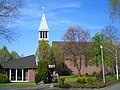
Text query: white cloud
56 2 81 9
47 1 81 10
49 19 74 28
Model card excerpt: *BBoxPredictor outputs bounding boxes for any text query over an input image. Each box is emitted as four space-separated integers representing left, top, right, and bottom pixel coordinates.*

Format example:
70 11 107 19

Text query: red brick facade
28 69 36 83
65 59 101 75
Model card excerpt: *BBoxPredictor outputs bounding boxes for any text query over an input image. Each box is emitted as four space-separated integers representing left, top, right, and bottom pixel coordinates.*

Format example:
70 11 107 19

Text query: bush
0 74 9 83
61 69 71 76
106 72 114 76
35 74 40 84
59 77 65 85
96 71 102 82
85 73 89 76
92 72 97 76
86 77 94 84
54 83 70 88
77 76 86 84
37 60 50 83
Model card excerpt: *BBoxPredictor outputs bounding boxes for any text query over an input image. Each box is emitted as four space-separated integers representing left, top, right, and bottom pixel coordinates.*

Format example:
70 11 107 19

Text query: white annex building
38 7 49 42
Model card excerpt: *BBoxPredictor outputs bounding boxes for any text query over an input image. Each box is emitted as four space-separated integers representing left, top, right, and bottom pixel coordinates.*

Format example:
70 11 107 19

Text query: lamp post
100 44 105 83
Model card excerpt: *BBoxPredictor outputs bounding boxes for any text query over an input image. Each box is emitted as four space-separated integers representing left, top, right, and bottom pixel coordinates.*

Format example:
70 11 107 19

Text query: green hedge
0 74 9 83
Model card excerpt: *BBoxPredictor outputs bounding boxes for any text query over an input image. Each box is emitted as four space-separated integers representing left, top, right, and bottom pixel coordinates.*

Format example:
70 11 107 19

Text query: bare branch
63 25 90 74
0 0 23 43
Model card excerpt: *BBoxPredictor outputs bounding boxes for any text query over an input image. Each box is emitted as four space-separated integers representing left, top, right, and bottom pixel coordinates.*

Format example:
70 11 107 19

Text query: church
0 6 51 83
0 6 104 83
37 6 103 75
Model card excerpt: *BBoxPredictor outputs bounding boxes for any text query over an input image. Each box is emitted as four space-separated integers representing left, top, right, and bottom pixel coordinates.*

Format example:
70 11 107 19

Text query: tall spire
38 6 49 42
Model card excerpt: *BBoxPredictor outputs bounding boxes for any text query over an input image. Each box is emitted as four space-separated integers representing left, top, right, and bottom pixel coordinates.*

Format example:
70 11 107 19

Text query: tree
10 51 20 60
91 33 116 70
50 44 64 74
91 25 120 80
0 46 20 62
102 25 120 80
0 46 11 61
63 26 90 75
36 40 50 61
36 40 51 83
0 0 23 42
102 25 120 40
109 0 120 20
91 34 108 66
37 60 50 83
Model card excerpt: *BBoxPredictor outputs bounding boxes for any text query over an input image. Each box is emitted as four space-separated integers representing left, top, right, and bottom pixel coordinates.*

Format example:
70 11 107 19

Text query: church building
0 4 108 83
0 6 49 83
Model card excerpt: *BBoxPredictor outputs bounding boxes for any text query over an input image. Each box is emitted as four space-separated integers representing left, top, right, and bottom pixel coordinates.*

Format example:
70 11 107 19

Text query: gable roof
52 41 93 57
1 55 37 69
52 41 92 50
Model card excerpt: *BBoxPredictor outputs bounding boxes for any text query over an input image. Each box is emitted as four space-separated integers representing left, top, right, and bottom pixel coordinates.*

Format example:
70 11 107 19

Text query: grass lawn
62 74 120 82
61 75 78 83
0 82 38 86
54 74 120 88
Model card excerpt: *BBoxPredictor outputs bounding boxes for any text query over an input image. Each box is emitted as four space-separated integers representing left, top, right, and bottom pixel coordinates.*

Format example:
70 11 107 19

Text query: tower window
44 31 46 38
40 31 42 38
46 31 47 38
43 31 44 38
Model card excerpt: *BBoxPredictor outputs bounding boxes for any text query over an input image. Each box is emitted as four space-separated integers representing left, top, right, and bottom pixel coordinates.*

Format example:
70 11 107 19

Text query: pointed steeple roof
38 7 49 31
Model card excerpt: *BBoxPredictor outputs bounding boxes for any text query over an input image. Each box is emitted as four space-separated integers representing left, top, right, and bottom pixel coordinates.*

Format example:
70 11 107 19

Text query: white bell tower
38 6 49 42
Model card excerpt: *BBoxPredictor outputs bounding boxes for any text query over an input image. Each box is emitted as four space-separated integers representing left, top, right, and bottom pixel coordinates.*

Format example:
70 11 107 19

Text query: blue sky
0 0 119 56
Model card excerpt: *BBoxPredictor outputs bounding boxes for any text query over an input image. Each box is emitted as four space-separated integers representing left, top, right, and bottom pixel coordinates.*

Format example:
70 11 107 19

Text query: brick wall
65 59 101 75
28 69 35 83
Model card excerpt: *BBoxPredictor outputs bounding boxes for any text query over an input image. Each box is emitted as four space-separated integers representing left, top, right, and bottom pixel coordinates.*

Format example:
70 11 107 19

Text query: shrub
85 73 89 76
35 74 40 84
54 83 70 88
61 69 71 76
77 76 86 84
0 74 9 83
96 72 103 82
92 72 97 76
37 60 50 83
106 72 114 76
86 77 94 84
59 77 65 85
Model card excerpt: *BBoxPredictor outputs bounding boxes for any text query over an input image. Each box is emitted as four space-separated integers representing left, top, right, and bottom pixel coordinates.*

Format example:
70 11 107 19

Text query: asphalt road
99 83 120 90
0 83 120 90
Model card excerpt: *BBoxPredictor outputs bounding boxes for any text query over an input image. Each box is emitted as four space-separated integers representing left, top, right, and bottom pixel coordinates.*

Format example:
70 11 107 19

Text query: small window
46 31 47 38
40 31 42 38
43 31 44 38
44 31 46 38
